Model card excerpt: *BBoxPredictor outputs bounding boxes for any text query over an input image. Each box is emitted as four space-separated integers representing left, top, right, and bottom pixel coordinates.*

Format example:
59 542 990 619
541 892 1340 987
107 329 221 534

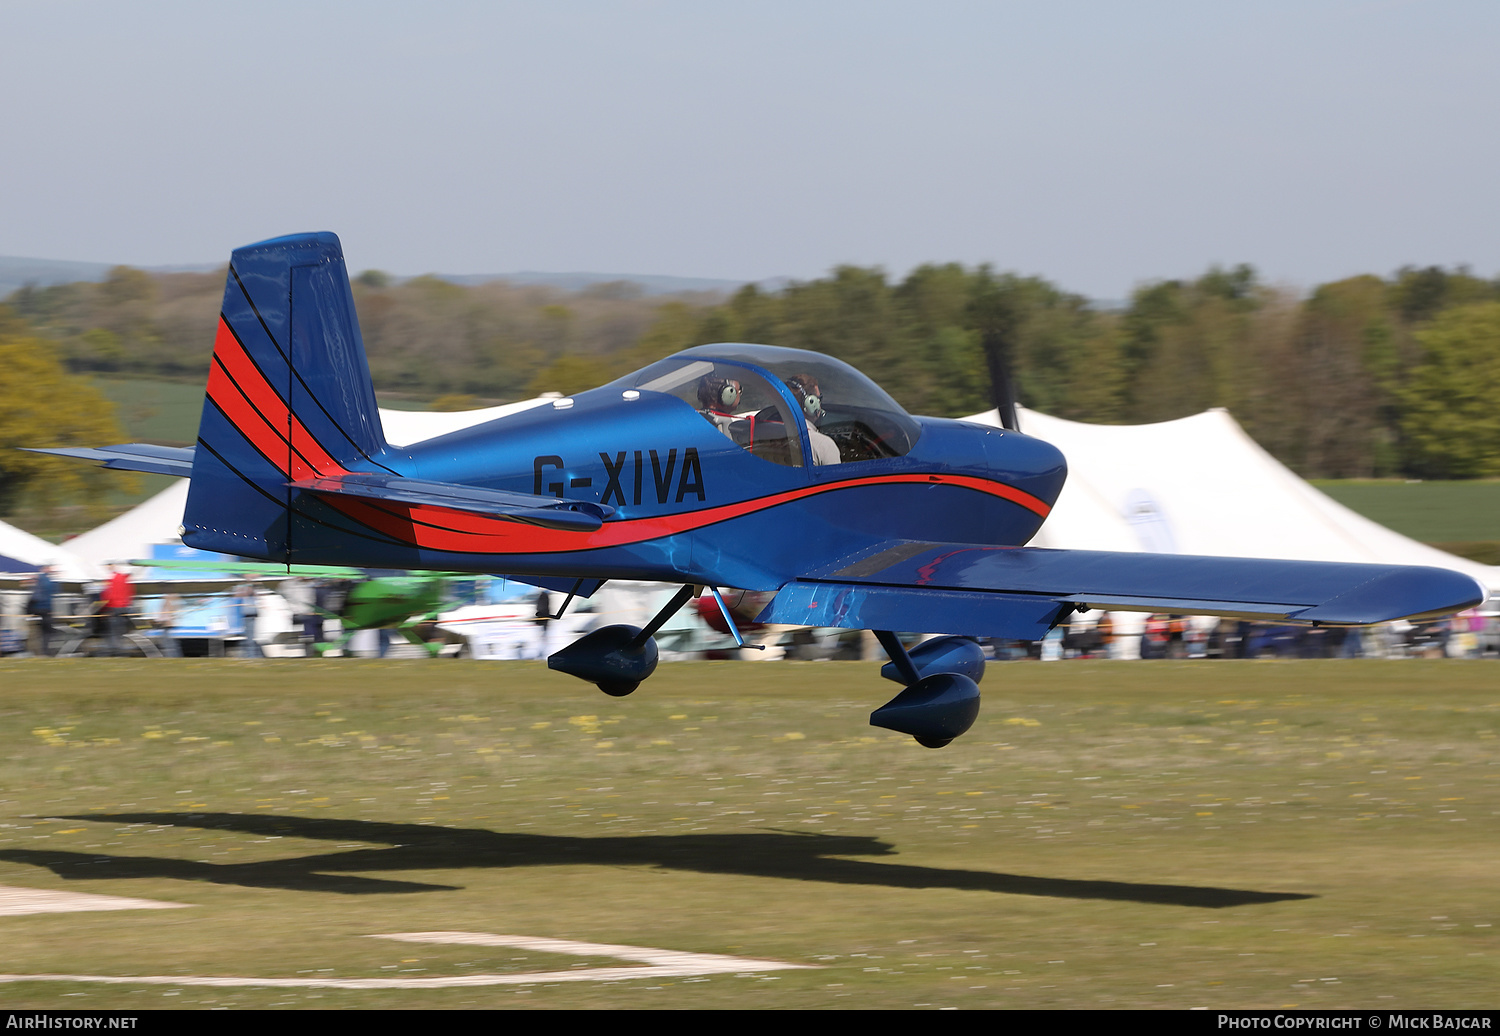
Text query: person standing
308 579 331 650
154 592 183 657
234 582 262 657
26 564 55 657
280 576 314 656
534 590 553 659
100 565 134 657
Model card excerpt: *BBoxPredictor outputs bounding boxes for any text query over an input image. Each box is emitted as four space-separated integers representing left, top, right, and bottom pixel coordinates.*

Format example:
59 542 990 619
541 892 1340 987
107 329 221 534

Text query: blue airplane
34 233 1487 747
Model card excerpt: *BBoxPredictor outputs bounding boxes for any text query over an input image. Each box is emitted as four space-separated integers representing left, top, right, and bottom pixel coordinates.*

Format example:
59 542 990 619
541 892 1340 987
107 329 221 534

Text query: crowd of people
15 563 152 658
8 567 314 659
1015 611 1499 661
6 565 1496 661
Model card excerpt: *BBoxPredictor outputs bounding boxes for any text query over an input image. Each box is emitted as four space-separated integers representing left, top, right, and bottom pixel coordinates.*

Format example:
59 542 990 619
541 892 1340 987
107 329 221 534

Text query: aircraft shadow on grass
0 812 1312 909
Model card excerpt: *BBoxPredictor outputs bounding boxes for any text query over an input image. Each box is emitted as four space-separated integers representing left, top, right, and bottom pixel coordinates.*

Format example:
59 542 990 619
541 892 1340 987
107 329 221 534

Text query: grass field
90 377 446 444
1311 480 1500 545
1 659 1496 1010
91 377 206 447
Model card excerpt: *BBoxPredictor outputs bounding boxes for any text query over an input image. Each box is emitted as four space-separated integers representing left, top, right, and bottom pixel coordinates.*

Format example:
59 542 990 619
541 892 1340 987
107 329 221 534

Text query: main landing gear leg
869 631 983 749
547 584 697 697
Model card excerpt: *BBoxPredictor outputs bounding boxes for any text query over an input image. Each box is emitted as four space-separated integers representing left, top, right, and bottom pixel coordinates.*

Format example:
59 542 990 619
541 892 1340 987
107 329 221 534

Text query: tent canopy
961 406 1498 599
0 518 92 582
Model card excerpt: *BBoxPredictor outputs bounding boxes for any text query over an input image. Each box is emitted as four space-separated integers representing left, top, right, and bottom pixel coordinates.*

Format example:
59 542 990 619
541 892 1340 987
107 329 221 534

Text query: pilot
785 374 840 465
696 374 745 442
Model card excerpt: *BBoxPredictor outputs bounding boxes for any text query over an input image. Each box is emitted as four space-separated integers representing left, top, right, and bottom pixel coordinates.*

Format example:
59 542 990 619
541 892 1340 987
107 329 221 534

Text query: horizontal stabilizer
289 472 616 532
26 444 196 478
801 540 1486 626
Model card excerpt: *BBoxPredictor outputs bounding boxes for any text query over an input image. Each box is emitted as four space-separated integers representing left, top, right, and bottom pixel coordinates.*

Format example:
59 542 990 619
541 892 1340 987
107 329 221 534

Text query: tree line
3 257 1498 527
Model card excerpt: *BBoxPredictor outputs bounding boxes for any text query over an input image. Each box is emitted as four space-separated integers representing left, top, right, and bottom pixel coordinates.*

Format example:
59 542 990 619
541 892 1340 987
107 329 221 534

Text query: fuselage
282 347 1068 589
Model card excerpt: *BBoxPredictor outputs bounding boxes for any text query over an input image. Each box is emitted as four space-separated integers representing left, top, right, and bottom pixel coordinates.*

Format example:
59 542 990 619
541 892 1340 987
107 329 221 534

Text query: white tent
377 398 551 446
63 479 192 573
961 406 1499 600
0 519 92 581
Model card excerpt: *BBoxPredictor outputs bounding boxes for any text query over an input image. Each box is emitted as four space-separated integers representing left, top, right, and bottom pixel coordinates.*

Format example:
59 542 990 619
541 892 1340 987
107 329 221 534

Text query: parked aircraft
137 557 455 656
32 233 1487 747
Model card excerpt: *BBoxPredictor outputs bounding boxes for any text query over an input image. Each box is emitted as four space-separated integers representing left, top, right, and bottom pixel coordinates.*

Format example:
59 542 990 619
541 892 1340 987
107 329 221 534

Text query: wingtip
1292 566 1488 625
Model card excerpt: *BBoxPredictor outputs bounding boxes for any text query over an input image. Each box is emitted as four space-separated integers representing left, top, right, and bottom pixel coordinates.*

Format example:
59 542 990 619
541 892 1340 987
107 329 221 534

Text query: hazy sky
3 0 1496 297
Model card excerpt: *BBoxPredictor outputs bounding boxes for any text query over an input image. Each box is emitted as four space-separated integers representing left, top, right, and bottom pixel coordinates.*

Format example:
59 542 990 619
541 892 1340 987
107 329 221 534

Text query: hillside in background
0 253 761 301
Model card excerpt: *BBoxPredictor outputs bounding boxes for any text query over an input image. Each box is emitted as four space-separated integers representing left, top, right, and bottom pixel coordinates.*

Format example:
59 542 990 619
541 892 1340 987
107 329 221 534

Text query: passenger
696 374 746 442
785 374 840 465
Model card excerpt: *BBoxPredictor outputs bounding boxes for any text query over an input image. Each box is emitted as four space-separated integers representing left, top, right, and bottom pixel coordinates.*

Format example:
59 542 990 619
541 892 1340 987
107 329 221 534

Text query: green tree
1401 302 1500 478
623 300 708 370
1289 276 1401 476
1389 266 1497 325
527 354 615 397
1119 266 1263 425
0 315 133 517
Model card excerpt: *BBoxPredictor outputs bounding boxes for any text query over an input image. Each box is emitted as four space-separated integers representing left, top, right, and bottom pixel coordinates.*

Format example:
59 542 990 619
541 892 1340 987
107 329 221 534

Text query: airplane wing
289 472 615 532
755 540 1488 640
25 444 196 478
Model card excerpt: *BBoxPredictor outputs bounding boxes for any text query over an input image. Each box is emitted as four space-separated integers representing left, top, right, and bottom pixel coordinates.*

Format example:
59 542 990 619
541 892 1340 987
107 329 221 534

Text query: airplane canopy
610 343 924 462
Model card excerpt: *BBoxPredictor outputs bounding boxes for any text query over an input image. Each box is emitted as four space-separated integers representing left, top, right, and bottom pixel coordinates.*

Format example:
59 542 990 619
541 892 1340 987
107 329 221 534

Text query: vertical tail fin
183 232 390 562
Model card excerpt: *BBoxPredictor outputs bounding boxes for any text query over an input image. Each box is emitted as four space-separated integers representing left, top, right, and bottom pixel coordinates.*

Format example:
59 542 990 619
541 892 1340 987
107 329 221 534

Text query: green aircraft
319 574 457 657
133 559 463 657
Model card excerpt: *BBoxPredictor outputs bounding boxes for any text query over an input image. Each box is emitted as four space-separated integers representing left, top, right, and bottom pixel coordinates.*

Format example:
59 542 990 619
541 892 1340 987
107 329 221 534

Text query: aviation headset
786 375 824 422
698 376 742 411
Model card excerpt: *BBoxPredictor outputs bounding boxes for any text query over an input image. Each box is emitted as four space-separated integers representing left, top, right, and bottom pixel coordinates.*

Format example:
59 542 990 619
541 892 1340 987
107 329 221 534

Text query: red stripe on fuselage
308 471 1051 556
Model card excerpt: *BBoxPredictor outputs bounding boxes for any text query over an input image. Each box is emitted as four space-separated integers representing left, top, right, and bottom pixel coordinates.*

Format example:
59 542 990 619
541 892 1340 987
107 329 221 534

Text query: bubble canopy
606 343 923 464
